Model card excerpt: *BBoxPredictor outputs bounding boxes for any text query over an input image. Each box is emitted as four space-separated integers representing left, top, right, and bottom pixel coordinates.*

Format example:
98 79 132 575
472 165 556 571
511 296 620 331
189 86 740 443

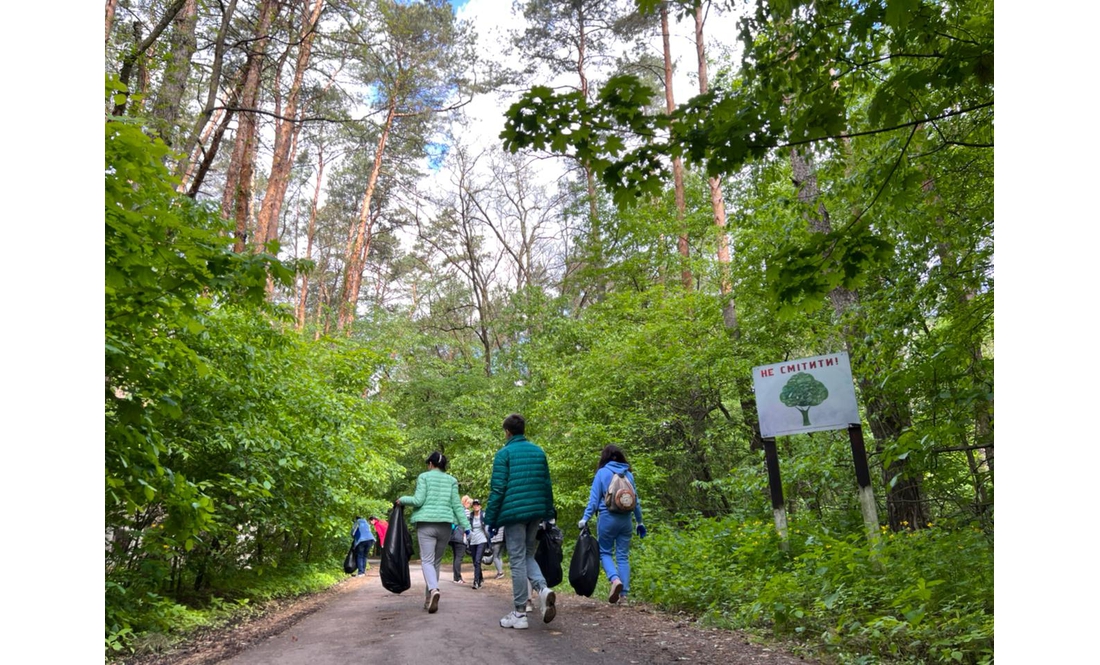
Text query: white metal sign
752 352 861 438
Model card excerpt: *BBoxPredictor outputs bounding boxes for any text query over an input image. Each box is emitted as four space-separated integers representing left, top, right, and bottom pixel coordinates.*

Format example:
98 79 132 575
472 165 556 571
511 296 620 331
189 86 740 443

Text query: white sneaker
538 586 557 623
427 589 440 614
500 611 528 629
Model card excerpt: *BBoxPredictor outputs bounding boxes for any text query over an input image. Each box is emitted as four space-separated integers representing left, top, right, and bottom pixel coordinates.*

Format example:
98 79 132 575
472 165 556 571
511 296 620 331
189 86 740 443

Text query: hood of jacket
604 461 630 474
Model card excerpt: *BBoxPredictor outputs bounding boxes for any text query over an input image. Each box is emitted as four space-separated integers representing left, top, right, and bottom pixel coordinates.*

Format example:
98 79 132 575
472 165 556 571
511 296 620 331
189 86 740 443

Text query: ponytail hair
426 450 448 471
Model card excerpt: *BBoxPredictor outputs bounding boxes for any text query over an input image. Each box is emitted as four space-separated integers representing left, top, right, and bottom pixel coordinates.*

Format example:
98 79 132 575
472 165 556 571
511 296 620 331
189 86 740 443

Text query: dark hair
368 516 378 522
503 413 526 435
426 451 448 471
355 515 363 521
597 444 628 470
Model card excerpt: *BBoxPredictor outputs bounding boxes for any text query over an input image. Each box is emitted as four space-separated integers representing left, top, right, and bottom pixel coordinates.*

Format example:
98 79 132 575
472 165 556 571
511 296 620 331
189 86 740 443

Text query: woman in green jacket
396 451 471 614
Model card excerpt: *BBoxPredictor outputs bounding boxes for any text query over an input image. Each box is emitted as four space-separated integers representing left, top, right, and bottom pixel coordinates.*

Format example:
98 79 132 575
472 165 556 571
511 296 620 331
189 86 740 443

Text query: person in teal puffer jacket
396 451 470 614
485 413 558 630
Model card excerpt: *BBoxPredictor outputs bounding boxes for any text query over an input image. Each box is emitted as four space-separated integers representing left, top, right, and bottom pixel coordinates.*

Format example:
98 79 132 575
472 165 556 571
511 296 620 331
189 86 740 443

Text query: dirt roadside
121 561 819 665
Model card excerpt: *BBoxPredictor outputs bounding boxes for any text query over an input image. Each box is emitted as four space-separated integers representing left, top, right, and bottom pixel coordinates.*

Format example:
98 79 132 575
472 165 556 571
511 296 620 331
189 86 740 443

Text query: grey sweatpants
504 521 547 612
416 522 451 595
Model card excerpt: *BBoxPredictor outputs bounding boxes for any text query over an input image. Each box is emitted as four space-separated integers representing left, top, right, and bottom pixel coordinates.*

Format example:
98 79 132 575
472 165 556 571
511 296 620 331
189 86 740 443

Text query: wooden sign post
762 436 789 551
752 352 881 547
848 424 880 546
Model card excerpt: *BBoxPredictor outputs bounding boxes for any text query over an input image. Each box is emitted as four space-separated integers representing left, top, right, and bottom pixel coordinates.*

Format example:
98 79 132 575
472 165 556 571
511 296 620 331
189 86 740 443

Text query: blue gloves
464 529 470 538
487 525 498 539
636 524 647 538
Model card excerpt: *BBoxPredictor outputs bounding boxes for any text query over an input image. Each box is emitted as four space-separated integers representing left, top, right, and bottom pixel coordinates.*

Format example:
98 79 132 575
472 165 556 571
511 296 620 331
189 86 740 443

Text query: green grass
107 561 346 662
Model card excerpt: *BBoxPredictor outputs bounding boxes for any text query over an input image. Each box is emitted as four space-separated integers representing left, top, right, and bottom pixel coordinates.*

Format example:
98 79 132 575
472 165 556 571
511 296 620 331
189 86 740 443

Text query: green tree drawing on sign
780 373 829 427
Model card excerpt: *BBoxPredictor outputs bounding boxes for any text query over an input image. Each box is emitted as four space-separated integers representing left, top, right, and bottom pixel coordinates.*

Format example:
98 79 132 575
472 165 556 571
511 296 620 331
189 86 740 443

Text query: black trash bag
535 521 563 588
343 545 357 575
380 503 414 594
568 524 600 597
481 546 494 566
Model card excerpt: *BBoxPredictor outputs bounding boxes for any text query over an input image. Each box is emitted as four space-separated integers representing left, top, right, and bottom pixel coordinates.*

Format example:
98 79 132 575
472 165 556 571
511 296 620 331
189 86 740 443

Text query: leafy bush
105 78 404 656
630 516 992 664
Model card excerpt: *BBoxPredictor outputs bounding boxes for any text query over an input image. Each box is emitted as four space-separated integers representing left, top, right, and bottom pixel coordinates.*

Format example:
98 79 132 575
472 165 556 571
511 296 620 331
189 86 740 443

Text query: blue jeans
597 513 633 594
354 540 373 575
504 521 547 611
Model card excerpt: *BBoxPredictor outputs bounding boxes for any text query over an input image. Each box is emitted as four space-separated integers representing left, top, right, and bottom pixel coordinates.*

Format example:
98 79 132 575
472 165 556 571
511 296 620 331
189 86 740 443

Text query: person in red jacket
369 516 389 557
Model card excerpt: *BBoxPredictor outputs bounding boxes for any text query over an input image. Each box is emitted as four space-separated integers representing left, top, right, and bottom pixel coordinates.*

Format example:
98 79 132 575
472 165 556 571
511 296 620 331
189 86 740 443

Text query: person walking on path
466 499 490 589
351 516 376 577
484 413 558 630
396 451 471 614
368 515 389 556
450 495 473 584
578 445 646 604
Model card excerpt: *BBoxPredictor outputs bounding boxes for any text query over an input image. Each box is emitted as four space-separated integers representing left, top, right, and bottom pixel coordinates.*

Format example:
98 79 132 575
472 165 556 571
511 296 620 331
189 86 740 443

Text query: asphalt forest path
214 561 816 665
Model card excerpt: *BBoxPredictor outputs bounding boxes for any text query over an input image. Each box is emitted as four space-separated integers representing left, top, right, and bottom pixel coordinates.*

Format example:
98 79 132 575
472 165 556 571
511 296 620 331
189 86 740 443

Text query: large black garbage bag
343 546 357 575
568 524 600 597
535 521 563 588
380 504 413 594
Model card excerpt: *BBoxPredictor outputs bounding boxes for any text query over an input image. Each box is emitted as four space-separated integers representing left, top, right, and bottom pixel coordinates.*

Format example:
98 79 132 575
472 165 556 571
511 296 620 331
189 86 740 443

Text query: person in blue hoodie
351 515 376 577
578 445 646 604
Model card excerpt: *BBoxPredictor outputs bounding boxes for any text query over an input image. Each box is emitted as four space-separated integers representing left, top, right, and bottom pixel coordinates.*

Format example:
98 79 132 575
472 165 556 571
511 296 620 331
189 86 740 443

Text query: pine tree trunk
695 5 734 325
222 0 280 252
297 146 326 330
105 0 118 46
150 0 197 149
338 105 395 331
112 0 187 116
661 5 692 290
255 0 325 252
176 0 238 188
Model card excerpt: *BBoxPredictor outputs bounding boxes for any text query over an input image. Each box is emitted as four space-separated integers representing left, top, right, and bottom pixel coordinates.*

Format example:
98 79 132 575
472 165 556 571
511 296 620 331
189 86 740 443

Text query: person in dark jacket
351 516 376 577
485 413 558 629
578 445 646 604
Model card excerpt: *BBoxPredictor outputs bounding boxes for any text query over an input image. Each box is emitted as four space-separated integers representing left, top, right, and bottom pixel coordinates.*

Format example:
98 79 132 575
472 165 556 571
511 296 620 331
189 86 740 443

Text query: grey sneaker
609 578 623 604
427 589 440 614
500 611 528 629
538 586 557 623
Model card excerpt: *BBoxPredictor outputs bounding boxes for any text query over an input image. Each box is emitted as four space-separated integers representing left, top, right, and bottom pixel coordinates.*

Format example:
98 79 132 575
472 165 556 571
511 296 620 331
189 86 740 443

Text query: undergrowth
106 562 344 662
625 515 993 665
